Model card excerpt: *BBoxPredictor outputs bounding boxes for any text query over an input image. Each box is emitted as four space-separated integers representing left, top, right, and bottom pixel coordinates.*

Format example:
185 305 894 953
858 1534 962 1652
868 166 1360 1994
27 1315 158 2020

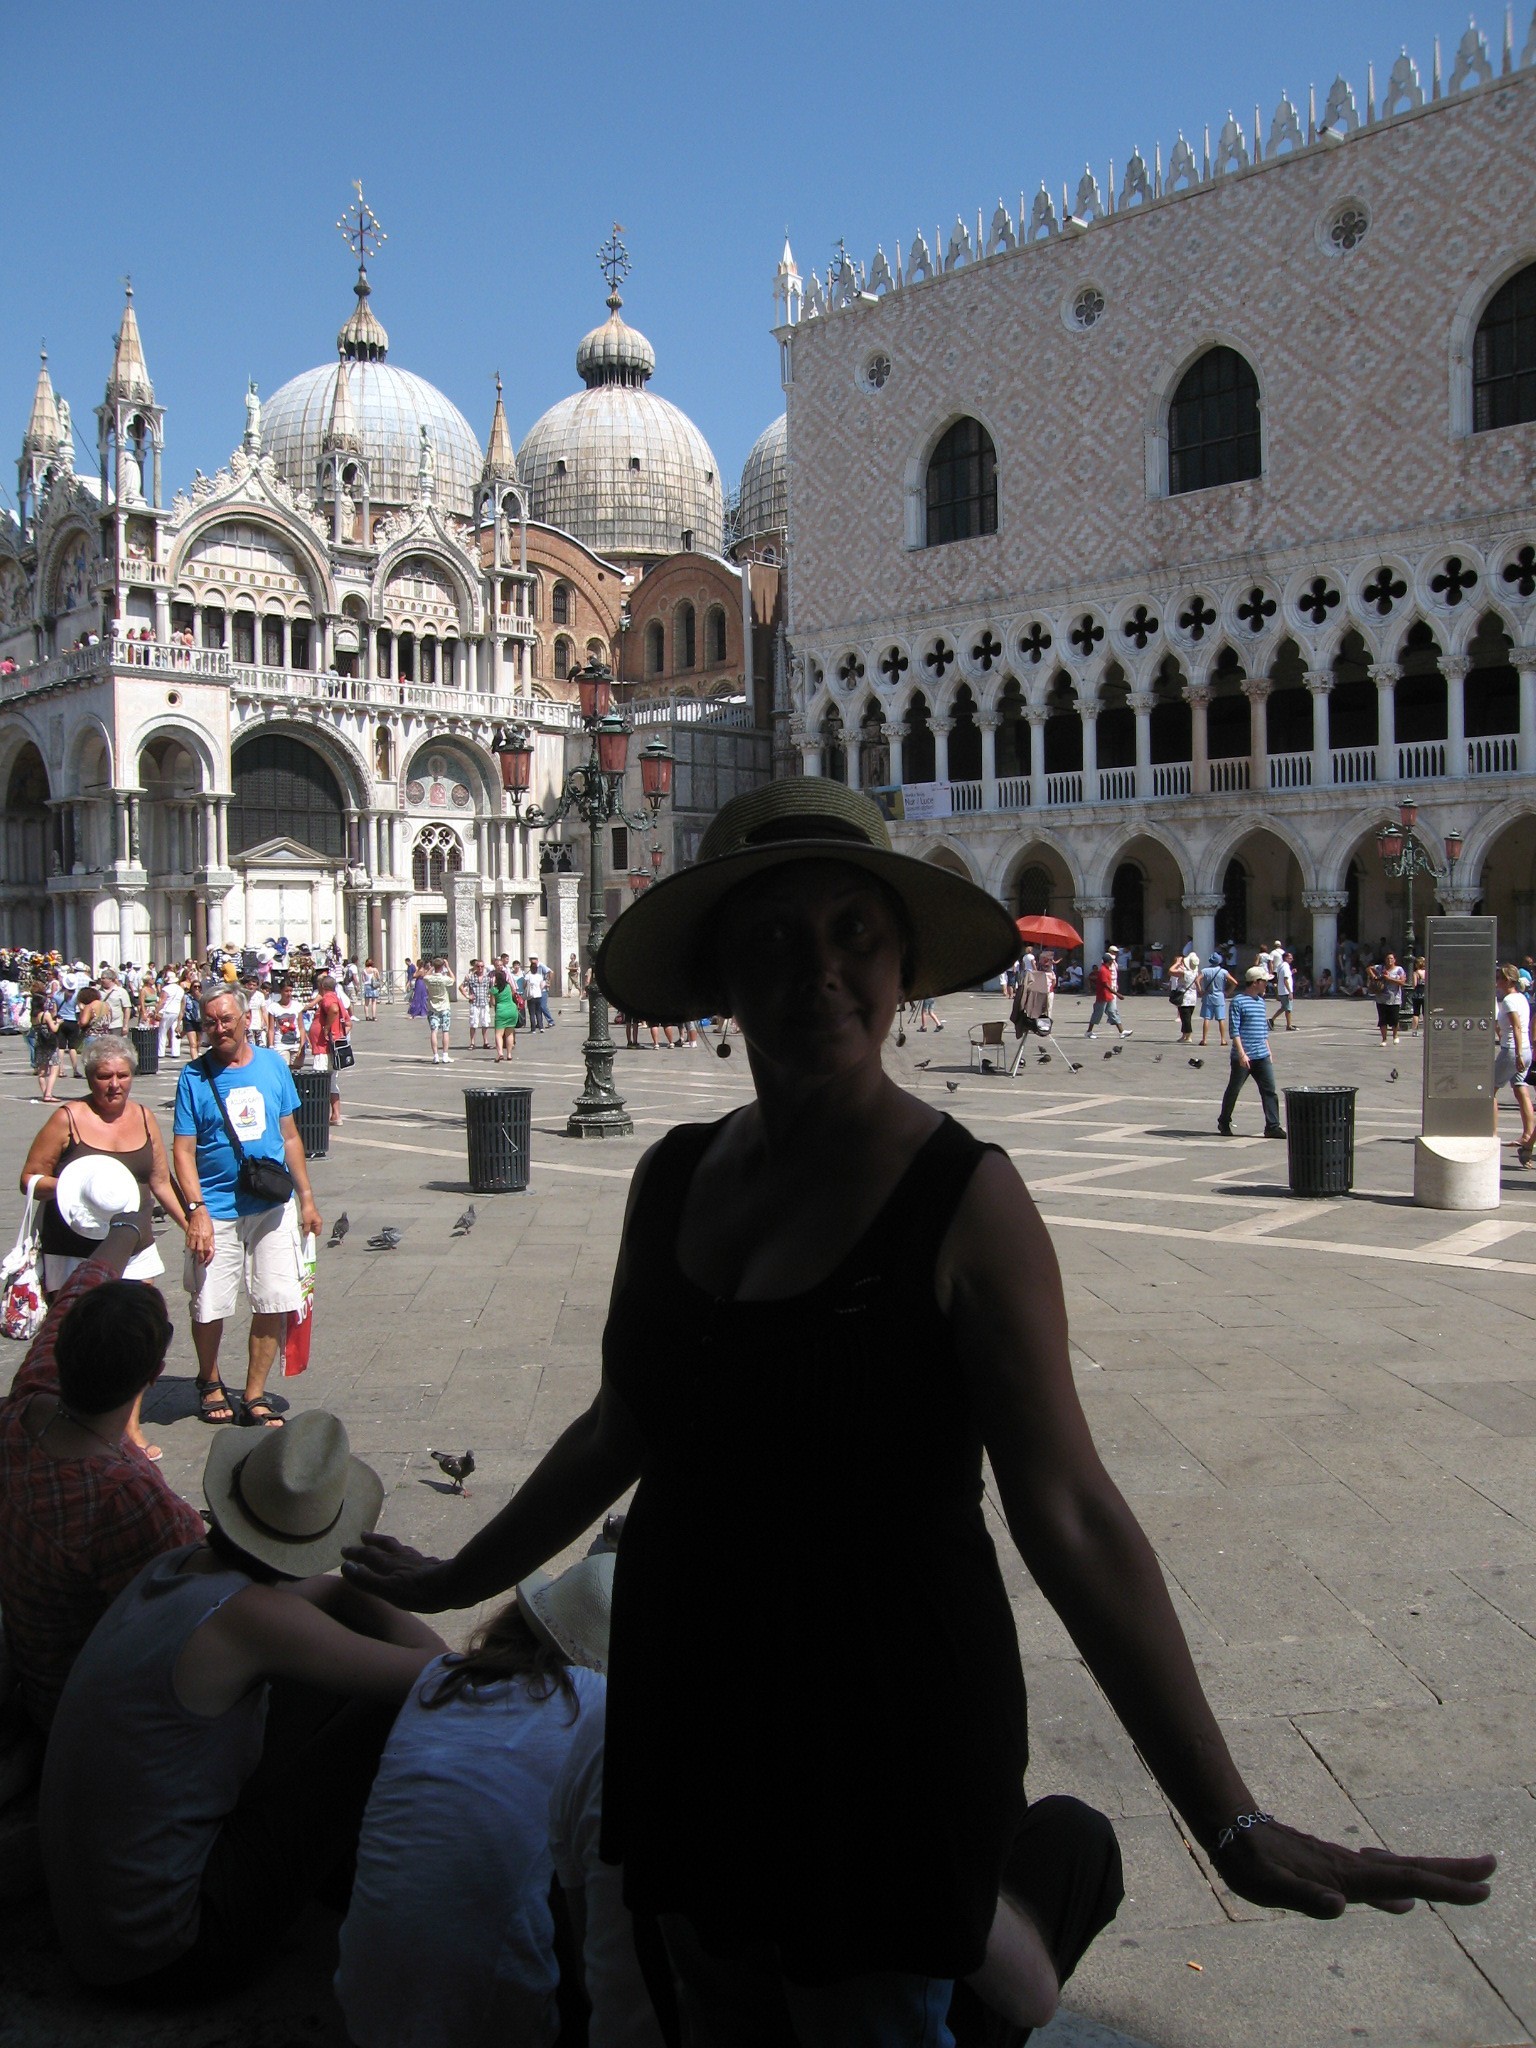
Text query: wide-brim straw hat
517 1552 616 1673
204 1410 383 1577
595 778 1020 1023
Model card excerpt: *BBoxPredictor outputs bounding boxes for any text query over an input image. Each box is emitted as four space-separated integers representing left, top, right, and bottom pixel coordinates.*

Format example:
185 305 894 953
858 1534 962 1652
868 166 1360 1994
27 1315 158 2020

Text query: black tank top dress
39 1107 155 1260
600 1113 1029 1985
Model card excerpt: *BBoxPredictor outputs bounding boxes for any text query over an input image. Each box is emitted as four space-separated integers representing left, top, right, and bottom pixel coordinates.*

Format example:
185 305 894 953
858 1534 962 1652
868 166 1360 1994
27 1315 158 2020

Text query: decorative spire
483 372 516 479
335 182 390 362
23 345 61 455
577 225 655 389
324 355 362 453
106 281 154 405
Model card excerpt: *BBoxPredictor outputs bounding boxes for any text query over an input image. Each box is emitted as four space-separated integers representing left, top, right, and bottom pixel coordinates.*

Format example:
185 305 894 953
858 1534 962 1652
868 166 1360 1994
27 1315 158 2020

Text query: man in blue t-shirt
172 986 323 1429
1218 966 1286 1139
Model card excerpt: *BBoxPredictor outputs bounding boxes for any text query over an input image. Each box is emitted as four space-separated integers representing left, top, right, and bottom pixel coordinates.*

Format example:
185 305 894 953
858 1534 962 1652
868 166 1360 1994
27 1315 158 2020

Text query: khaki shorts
185 1202 304 1323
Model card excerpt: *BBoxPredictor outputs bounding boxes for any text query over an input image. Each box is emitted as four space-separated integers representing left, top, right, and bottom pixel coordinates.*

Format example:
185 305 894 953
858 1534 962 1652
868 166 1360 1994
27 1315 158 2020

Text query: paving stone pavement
1 987 1532 2048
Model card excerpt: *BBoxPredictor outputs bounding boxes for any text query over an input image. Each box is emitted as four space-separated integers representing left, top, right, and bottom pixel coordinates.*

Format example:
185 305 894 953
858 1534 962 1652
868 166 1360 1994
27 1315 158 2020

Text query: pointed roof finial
324 355 362 454
336 182 390 361
23 344 61 455
597 222 631 312
106 279 154 406
483 371 517 480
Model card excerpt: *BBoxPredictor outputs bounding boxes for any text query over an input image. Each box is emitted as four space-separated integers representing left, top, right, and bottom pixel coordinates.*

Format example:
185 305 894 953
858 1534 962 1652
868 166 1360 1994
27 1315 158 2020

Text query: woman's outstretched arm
342 1146 657 1611
940 1149 1495 1919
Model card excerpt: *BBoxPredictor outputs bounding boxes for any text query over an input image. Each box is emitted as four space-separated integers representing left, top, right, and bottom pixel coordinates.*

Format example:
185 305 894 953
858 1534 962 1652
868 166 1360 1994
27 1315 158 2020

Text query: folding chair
969 1019 1007 1072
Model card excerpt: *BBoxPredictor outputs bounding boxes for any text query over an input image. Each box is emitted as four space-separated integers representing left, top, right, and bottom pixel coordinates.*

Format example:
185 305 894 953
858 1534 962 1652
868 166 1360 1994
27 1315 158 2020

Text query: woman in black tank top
345 782 1495 2043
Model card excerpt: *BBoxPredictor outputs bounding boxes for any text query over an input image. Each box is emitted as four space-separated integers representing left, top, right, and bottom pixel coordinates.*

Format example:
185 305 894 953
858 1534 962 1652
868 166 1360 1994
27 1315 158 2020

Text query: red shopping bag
282 1233 317 1376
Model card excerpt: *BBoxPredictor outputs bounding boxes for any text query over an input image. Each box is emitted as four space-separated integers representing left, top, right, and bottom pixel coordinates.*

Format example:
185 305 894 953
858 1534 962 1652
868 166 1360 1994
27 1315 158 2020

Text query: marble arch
1198 812 1316 897
1084 818 1195 898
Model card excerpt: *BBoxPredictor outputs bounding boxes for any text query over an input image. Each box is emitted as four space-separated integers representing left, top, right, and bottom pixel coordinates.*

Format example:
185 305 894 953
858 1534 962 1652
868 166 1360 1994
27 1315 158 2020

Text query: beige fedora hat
204 1410 383 1577
517 1552 616 1674
595 778 1019 1023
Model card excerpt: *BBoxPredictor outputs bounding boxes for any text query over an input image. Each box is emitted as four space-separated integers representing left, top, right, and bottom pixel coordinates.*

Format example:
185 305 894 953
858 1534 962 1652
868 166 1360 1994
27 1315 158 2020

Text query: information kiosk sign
1422 917 1497 1139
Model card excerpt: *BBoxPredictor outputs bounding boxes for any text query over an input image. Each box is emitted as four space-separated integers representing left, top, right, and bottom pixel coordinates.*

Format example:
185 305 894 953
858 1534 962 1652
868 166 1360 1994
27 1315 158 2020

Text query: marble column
882 722 906 787
207 892 224 950
1186 685 1211 795
1370 665 1398 784
1517 662 1536 775
202 800 217 871
127 793 141 866
978 714 999 810
1073 894 1113 969
795 726 822 777
1243 678 1270 793
1023 706 1048 804
1129 691 1155 799
193 896 208 957
1077 696 1098 793
930 718 953 785
1303 890 1348 984
1304 671 1333 788
113 793 130 866
1440 655 1470 778
1182 892 1225 969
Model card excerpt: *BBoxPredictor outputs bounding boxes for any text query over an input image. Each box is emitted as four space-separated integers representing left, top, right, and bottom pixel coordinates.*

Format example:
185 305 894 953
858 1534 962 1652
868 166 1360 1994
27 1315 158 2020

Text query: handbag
330 1037 356 1071
197 1056 296 1208
1 1178 46 1342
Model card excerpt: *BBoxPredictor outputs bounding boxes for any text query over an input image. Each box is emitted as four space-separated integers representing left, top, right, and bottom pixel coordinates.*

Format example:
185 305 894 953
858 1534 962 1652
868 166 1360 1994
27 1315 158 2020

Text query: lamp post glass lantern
1374 798 1463 967
492 662 673 1138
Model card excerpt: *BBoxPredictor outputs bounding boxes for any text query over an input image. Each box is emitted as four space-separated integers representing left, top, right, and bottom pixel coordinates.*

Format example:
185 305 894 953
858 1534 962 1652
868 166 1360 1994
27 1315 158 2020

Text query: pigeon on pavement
451 1205 477 1237
945 1081 960 1092
914 1058 930 1069
1189 1057 1204 1069
366 1226 402 1251
429 1448 475 1496
1111 1045 1124 1056
1104 1050 1115 1061
1388 1068 1399 1081
328 1213 349 1247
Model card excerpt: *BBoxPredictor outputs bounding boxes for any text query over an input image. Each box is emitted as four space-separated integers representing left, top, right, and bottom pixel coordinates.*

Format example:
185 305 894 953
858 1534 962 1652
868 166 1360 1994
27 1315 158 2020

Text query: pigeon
429 1447 475 1496
1111 1045 1124 1056
1154 1054 1164 1064
1189 1057 1204 1069
980 1059 995 1073
914 1058 930 1070
1388 1068 1399 1082
366 1226 402 1251
328 1212 349 1248
1037 1050 1052 1064
945 1081 960 1093
451 1204 477 1237
1104 1050 1114 1061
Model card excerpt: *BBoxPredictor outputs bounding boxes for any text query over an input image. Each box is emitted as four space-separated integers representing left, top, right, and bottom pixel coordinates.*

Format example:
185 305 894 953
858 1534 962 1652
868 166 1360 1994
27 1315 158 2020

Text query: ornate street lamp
1375 796 1463 964
492 660 673 1138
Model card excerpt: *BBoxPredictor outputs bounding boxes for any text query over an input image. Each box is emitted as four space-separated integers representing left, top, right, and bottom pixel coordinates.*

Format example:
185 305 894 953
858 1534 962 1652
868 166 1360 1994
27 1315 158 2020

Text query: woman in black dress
347 781 1494 2045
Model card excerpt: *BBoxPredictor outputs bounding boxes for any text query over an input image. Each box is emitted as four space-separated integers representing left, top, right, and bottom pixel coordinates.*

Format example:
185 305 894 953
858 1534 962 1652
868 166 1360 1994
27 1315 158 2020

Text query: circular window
860 352 892 393
1322 200 1370 254
1070 286 1106 331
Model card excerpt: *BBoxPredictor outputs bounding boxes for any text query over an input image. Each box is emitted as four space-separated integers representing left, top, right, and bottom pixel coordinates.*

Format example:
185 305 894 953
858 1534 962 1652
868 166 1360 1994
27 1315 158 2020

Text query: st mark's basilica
0 203 788 980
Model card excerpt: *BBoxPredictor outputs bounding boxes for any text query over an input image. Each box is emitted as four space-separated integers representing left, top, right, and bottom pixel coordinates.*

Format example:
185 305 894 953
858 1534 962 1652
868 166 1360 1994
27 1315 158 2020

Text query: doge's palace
776 15 1536 972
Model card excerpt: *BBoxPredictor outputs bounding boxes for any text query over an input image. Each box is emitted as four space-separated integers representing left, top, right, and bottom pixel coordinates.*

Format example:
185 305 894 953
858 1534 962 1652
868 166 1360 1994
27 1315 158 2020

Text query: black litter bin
1284 1085 1356 1196
130 1024 160 1077
293 1067 332 1159
464 1087 532 1194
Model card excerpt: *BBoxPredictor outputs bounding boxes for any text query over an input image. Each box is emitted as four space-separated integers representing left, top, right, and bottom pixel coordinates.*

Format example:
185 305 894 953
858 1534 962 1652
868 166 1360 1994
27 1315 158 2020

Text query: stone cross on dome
597 223 631 310
337 180 388 274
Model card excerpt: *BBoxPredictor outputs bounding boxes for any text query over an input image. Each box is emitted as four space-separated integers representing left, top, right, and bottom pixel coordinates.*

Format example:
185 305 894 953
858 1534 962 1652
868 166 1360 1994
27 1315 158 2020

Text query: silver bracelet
1217 1810 1275 1852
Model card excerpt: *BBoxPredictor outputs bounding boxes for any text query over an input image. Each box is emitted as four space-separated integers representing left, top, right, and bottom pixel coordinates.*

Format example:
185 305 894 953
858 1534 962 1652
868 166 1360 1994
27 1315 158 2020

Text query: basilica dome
517 292 723 561
260 271 483 520
736 413 787 548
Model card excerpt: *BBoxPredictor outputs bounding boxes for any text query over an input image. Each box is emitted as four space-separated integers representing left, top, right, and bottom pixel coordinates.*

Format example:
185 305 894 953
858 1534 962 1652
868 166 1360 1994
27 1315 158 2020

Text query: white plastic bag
1 1179 46 1342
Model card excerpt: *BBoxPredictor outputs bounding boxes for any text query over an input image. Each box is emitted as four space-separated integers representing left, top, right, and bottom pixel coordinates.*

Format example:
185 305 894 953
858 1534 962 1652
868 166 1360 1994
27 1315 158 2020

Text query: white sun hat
55 1155 141 1239
516 1552 616 1673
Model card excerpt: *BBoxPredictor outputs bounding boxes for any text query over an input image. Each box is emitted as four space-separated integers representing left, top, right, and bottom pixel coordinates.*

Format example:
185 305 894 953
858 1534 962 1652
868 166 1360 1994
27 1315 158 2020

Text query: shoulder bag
1 1178 46 1341
197 1055 295 1208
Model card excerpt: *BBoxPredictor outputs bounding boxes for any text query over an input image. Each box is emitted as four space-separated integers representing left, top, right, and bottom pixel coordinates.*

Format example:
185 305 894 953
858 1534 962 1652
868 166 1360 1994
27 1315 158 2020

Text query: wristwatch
186 1199 205 1214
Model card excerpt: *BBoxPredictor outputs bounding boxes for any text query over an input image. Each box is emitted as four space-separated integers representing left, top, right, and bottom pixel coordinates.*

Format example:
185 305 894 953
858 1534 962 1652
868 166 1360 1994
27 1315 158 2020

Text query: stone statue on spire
417 423 436 504
243 379 262 455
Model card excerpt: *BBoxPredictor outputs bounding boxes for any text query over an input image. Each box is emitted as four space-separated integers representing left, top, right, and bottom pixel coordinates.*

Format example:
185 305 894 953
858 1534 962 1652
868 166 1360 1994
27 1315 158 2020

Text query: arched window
1111 862 1145 947
554 635 573 681
230 734 345 857
1015 864 1052 918
925 418 997 546
1168 348 1260 494
585 638 606 665
411 824 463 893
1215 857 1248 945
678 602 697 669
552 581 572 625
646 620 665 675
1474 262 1536 432
707 605 727 664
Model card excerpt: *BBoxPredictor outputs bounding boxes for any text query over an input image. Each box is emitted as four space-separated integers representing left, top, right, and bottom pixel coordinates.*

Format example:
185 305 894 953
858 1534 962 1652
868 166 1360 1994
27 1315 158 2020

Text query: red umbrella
1014 915 1083 951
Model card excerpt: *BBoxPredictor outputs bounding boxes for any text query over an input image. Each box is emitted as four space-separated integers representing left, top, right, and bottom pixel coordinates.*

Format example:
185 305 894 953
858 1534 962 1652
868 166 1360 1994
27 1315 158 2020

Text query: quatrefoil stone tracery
1503 546 1536 599
1236 587 1277 633
837 653 865 686
972 630 1003 670
1297 577 1341 626
1018 622 1053 665
926 638 956 677
1123 604 1159 650
1069 615 1104 657
1430 556 1479 607
880 648 909 682
1361 566 1407 617
1177 596 1216 641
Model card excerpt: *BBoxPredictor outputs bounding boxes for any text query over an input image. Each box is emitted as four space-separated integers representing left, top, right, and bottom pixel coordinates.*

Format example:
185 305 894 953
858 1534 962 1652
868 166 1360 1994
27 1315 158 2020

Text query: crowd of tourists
0 780 1505 2043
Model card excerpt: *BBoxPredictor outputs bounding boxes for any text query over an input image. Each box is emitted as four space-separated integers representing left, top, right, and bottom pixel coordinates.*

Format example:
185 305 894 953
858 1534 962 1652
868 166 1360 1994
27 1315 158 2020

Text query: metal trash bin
1283 1085 1356 1196
293 1068 332 1160
130 1025 160 1077
464 1087 532 1194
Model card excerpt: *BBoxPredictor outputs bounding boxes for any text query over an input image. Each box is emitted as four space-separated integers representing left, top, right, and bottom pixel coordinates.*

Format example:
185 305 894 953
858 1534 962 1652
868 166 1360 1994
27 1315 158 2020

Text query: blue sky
0 0 1483 511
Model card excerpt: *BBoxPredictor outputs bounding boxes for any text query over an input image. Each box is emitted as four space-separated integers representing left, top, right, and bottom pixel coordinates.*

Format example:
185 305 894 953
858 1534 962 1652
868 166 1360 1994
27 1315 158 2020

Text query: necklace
49 1402 127 1458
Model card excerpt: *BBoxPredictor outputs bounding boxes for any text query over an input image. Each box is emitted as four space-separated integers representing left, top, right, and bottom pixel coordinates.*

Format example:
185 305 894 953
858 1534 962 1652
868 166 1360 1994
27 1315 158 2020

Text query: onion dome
518 277 722 561
337 266 389 364
736 413 787 546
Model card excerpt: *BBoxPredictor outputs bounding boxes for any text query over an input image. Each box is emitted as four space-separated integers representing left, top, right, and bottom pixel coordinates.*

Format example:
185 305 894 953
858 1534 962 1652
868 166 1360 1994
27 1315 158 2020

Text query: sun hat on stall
203 1410 383 1577
55 1155 141 1240
594 777 1020 1022
516 1552 616 1674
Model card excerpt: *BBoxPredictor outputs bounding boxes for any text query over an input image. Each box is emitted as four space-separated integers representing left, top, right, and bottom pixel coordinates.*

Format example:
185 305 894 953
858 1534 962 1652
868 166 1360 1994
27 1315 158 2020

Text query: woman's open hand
340 1531 454 1611
1215 1819 1495 1918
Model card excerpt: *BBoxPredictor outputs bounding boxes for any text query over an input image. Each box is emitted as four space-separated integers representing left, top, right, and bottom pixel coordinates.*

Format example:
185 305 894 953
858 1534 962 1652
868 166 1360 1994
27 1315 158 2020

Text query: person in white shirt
156 975 185 1060
1268 951 1296 1033
1494 964 1534 1167
244 981 269 1047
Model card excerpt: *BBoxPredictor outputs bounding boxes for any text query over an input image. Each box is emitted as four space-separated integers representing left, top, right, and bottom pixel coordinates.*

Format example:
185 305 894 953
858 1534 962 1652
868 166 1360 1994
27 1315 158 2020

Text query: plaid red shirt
0 1256 205 1727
